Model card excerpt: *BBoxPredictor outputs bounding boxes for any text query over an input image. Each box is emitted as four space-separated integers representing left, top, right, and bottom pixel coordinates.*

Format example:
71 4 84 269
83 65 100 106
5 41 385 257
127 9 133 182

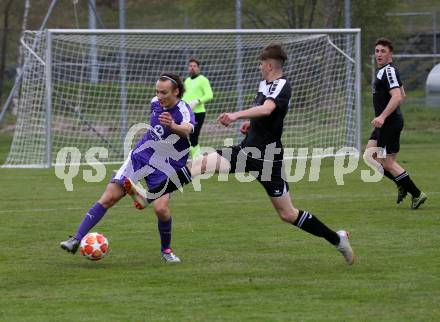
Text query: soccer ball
80 232 109 261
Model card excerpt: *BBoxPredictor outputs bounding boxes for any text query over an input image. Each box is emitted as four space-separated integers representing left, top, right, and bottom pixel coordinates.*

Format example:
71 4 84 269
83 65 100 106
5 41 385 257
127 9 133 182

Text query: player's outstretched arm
217 99 276 126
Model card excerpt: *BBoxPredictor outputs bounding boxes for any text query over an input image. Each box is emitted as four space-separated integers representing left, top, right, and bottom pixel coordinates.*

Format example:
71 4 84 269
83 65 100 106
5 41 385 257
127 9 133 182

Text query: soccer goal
4 29 361 168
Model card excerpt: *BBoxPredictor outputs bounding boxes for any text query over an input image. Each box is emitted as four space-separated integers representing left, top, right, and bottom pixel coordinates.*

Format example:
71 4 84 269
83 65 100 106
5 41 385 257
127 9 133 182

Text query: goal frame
7 28 362 168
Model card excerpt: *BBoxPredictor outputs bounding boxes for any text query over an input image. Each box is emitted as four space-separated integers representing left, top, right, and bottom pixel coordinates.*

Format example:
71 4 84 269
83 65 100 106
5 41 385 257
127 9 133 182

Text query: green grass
0 133 13 164
0 103 439 321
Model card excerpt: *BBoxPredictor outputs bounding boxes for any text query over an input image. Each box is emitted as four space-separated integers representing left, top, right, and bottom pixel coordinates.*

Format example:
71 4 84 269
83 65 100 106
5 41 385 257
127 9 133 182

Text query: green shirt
182 74 213 113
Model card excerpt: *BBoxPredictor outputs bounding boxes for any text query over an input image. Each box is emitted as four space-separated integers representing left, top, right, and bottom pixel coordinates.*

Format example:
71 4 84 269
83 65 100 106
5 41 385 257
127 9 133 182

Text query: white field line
0 191 438 214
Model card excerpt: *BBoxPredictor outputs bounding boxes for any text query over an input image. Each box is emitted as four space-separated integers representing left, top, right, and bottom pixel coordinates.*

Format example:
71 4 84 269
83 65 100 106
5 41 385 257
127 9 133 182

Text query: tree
0 0 15 102
351 0 402 83
17 0 30 70
12 0 30 115
242 0 320 29
322 0 343 28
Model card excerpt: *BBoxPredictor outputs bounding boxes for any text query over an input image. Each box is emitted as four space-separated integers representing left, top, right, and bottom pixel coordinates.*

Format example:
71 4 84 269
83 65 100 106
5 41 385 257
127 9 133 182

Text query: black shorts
216 145 289 197
369 121 403 154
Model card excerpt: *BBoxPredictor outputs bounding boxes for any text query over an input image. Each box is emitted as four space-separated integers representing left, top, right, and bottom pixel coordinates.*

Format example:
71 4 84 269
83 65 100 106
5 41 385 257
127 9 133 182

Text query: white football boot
60 236 80 254
336 230 355 265
161 248 181 263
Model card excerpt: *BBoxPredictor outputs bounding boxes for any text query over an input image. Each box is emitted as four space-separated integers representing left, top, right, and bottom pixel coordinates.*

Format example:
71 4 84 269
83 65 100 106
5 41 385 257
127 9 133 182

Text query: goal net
4 29 360 168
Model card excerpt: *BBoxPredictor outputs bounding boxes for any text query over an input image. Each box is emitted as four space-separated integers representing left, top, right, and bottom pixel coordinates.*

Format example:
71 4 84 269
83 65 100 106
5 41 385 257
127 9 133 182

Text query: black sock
158 217 172 252
148 166 192 202
382 167 400 187
383 169 399 186
395 171 421 198
293 210 340 245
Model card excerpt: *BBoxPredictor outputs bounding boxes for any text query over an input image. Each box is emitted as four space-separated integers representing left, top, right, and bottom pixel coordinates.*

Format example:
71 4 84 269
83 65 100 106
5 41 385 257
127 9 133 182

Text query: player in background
60 73 195 263
364 38 427 209
182 58 213 159
125 43 355 265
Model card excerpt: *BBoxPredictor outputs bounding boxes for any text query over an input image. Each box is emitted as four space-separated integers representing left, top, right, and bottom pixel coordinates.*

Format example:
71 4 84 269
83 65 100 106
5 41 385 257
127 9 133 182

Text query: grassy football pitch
0 106 439 321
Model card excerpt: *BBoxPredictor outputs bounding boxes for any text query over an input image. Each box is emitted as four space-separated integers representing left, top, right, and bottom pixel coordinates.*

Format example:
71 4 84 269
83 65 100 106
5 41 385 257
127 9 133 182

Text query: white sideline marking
0 191 437 214
0 205 132 214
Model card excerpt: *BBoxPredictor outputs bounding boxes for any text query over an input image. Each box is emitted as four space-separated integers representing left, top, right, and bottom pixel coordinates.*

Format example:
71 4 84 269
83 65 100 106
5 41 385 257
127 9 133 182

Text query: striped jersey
373 63 403 123
241 77 291 160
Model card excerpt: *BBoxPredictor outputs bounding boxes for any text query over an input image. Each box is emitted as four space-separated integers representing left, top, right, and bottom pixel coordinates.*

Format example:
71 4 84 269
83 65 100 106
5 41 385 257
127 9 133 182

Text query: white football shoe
336 230 355 265
161 248 181 263
123 178 148 210
60 236 80 254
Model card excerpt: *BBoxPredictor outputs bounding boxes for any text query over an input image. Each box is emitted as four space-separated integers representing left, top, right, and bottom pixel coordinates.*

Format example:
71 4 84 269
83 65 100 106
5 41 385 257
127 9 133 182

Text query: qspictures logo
54 123 387 192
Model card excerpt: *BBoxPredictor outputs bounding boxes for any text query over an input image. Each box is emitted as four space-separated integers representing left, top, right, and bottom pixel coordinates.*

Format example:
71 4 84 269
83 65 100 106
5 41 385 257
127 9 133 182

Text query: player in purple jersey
60 73 195 263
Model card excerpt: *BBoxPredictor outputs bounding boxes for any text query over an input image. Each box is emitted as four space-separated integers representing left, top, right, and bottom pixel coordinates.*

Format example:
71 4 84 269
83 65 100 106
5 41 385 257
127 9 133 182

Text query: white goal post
4 29 361 168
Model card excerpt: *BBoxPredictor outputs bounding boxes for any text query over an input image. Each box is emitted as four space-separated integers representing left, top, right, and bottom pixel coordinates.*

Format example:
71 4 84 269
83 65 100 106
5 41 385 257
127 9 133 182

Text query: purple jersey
130 97 195 189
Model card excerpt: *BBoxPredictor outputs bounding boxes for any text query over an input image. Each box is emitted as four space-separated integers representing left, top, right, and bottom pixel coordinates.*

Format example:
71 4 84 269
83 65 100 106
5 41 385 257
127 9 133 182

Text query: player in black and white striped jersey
215 43 354 265
365 38 427 209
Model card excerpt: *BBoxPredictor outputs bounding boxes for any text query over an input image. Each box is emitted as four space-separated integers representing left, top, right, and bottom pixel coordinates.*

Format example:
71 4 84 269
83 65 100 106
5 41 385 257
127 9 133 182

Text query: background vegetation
1 0 440 104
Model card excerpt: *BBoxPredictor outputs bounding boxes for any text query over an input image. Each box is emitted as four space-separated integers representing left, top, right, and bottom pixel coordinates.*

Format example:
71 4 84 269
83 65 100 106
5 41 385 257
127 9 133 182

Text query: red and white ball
80 232 109 261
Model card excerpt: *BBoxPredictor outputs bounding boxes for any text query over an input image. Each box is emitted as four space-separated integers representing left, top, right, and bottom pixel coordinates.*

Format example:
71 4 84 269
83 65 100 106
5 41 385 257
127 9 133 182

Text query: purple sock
75 202 107 240
158 217 172 252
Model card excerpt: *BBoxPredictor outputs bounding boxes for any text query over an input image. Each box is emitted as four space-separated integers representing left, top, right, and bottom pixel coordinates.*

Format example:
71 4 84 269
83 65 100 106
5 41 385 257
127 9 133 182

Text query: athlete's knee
98 183 124 208
277 210 290 223
363 150 373 162
363 147 379 165
154 204 170 219
99 192 119 208
276 205 299 223
382 158 395 170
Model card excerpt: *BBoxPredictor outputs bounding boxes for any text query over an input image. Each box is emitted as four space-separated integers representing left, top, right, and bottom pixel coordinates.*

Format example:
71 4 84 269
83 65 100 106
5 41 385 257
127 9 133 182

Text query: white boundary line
1 192 437 214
